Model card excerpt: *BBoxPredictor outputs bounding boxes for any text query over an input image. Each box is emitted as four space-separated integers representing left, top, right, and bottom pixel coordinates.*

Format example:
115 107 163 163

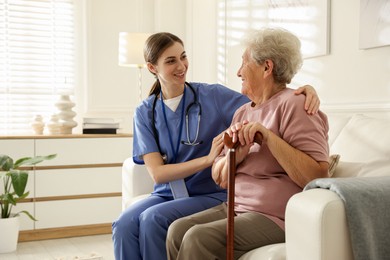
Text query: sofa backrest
328 113 390 178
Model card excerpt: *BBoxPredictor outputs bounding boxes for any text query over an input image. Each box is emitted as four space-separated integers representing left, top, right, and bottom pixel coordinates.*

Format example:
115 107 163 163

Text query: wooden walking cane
223 132 263 260
223 133 238 260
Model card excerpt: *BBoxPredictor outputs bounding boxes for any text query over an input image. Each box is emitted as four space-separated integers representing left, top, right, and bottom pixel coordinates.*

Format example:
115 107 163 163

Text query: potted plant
0 153 56 253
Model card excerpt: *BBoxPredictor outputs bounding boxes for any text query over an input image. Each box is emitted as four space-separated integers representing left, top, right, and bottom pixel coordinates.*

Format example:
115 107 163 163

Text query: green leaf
3 193 17 205
15 210 37 221
1 153 56 220
0 155 13 171
14 154 56 168
9 170 28 197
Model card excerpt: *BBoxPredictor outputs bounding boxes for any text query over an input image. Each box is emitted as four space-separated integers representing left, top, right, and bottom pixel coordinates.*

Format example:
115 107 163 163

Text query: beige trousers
166 203 285 260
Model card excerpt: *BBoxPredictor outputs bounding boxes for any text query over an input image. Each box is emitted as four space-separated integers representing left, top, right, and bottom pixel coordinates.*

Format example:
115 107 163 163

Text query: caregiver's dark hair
144 32 185 96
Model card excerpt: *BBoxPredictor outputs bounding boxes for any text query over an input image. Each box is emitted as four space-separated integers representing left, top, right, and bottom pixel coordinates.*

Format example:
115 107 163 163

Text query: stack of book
82 117 121 134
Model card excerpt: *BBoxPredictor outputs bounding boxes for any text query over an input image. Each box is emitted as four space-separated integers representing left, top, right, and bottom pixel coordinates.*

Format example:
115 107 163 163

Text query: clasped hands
224 120 265 164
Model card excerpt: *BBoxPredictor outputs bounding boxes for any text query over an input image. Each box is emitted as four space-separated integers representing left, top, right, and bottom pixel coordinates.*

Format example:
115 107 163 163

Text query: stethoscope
152 82 202 163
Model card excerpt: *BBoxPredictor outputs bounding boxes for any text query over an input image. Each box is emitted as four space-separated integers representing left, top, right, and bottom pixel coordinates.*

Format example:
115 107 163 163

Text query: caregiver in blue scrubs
112 32 320 260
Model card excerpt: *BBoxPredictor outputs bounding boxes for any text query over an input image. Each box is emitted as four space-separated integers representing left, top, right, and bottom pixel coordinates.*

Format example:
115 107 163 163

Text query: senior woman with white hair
165 27 330 260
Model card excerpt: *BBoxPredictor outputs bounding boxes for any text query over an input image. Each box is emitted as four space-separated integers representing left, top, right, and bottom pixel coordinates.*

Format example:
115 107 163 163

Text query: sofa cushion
334 158 390 178
330 114 390 162
238 243 286 260
327 114 352 145
333 161 364 178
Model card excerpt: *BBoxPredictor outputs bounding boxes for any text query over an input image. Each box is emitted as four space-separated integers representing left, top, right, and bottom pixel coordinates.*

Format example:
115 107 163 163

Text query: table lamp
118 32 151 101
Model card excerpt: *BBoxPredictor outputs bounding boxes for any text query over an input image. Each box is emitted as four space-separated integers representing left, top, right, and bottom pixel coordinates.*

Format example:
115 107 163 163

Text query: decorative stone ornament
55 94 77 134
47 114 61 135
31 115 45 135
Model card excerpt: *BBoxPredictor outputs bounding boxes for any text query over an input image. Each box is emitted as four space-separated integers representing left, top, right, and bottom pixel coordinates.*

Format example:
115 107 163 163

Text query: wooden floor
0 234 114 260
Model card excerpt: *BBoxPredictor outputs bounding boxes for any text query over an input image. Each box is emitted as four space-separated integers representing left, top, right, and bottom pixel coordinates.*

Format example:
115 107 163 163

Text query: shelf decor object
55 94 78 134
47 114 61 135
31 115 45 135
118 32 151 102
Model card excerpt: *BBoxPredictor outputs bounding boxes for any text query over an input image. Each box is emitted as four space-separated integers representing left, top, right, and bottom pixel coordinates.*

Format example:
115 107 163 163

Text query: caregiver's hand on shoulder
295 85 320 115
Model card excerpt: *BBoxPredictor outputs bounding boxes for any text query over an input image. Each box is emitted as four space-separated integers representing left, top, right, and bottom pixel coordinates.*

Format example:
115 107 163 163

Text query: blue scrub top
133 82 249 199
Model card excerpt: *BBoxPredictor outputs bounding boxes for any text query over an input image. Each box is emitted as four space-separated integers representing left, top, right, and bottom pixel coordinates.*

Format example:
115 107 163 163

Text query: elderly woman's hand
225 120 249 145
294 85 320 115
234 121 268 146
227 120 268 146
225 121 254 165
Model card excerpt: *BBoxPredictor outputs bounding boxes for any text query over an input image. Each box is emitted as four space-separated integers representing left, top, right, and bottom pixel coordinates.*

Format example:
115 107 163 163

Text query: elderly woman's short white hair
243 27 302 84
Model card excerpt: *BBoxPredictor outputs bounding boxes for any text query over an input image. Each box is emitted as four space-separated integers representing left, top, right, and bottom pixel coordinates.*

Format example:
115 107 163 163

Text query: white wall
82 0 154 133
190 0 390 111
82 0 187 133
83 0 390 133
300 0 390 111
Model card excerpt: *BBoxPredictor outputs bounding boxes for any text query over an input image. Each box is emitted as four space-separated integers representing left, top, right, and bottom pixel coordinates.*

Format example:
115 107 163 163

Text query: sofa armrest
122 157 154 210
285 188 353 260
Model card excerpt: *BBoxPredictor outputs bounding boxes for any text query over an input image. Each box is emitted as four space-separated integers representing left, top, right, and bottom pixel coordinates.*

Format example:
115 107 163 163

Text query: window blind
0 0 75 135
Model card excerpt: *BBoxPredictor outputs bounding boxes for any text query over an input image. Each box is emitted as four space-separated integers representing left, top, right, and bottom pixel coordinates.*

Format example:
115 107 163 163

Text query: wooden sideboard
0 134 132 241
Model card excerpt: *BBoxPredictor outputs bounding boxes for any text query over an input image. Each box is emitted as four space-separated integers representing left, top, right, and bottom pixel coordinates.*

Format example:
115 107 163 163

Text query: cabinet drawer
34 197 121 229
35 137 132 165
13 203 35 231
35 167 121 196
1 136 132 237
0 139 35 159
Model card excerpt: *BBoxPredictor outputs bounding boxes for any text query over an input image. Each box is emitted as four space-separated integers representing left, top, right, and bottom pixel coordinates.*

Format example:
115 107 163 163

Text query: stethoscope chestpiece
181 140 203 146
161 154 168 164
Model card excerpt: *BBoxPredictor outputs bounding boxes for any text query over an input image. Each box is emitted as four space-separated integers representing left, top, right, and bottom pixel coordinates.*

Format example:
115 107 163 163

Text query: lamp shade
118 32 151 68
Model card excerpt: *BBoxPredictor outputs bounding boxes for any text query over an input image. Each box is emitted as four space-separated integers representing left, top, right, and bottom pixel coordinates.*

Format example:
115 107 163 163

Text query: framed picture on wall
218 0 331 91
359 0 390 49
222 0 330 59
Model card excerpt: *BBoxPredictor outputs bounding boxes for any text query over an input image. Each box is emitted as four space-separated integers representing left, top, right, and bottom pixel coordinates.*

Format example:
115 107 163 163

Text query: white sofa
122 112 390 260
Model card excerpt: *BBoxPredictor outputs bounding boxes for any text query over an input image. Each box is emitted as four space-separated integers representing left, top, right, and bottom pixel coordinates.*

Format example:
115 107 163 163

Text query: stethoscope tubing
183 114 202 146
151 82 202 161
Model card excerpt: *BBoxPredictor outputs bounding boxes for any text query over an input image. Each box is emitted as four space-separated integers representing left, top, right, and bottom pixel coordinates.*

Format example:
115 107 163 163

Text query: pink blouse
220 88 329 230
